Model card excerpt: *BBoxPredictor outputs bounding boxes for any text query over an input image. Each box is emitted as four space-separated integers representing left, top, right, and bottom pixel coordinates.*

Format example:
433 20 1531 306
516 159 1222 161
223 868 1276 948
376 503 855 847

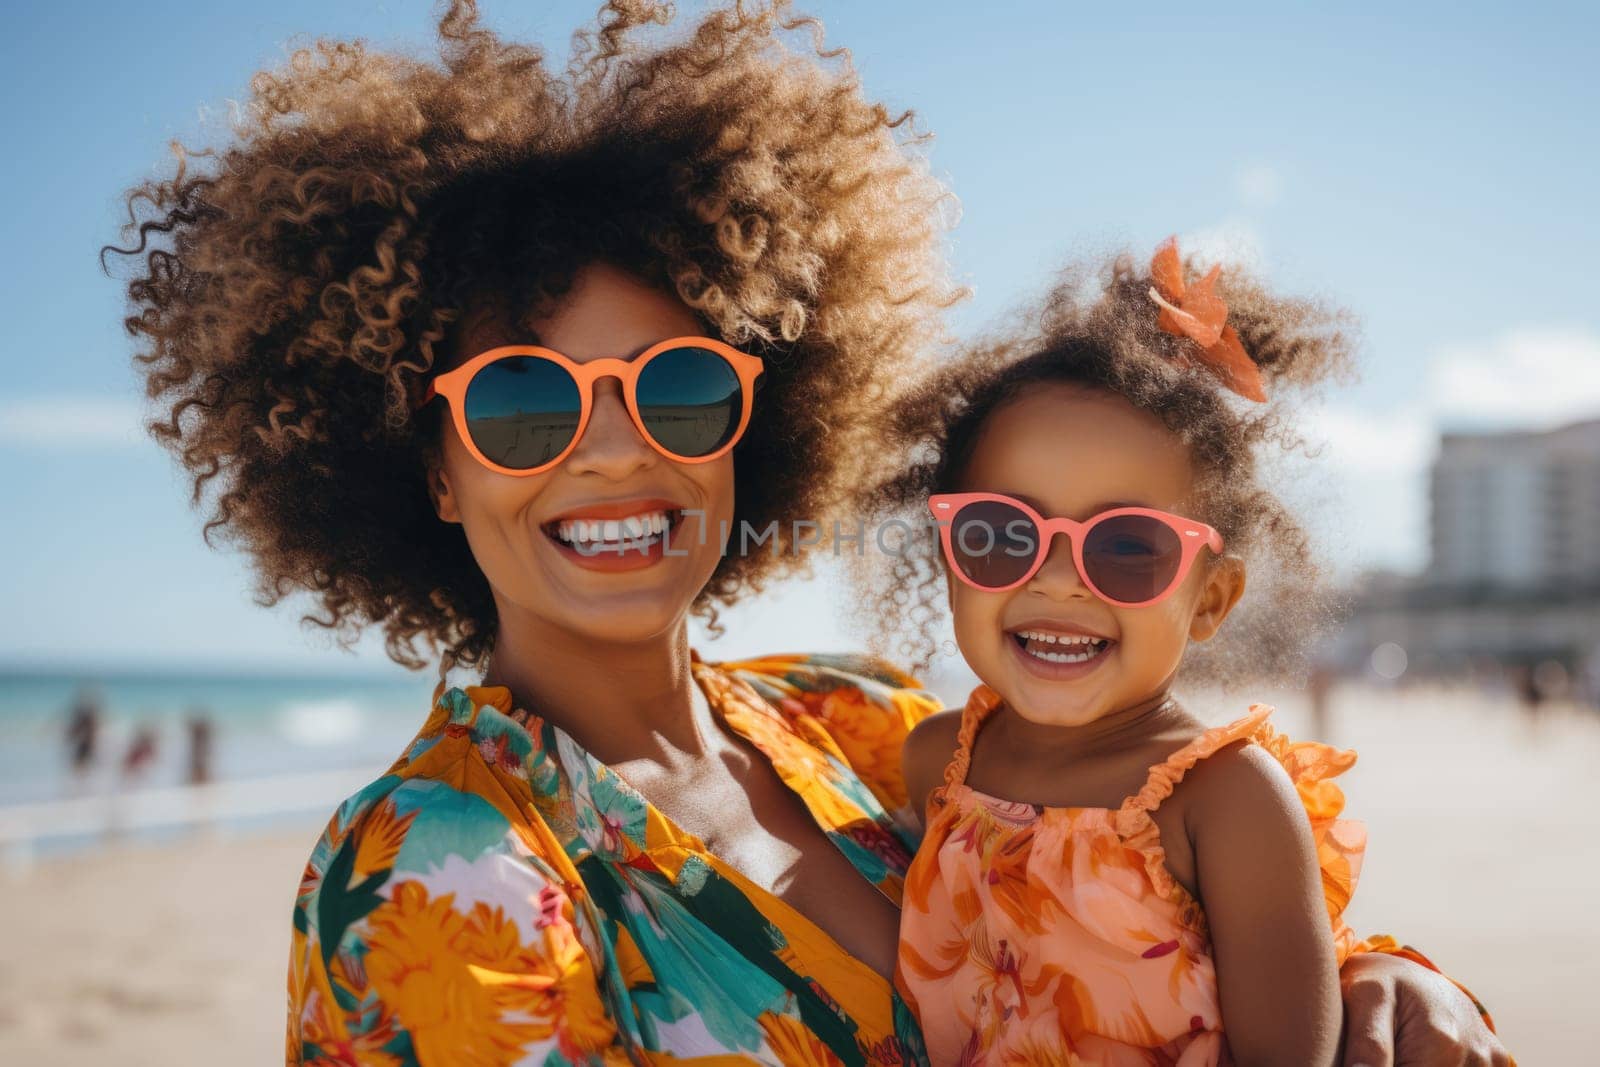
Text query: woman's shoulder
291 768 558 942
701 650 946 816
706 650 940 705
291 685 587 950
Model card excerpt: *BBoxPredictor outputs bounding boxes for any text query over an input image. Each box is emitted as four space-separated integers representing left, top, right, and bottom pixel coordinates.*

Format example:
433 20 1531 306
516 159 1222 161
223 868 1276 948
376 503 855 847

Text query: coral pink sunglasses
928 492 1224 606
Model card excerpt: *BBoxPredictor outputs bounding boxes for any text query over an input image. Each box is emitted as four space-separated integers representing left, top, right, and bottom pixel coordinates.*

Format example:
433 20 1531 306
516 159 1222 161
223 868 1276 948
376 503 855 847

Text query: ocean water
0 657 978 859
0 668 437 810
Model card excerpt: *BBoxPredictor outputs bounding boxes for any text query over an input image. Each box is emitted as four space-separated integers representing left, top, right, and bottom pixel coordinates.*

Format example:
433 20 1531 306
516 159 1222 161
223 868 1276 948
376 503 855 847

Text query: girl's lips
1005 628 1117 682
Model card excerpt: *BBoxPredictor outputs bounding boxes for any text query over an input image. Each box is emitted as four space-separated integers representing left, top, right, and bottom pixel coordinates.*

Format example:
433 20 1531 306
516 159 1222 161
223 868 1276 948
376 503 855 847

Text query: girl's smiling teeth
1011 628 1115 664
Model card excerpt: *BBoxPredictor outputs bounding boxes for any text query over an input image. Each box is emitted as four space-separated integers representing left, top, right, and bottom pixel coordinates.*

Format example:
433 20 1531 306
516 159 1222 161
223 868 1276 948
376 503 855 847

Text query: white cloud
1301 403 1434 473
1178 218 1266 272
1429 326 1600 429
0 397 147 450
1235 163 1284 209
1286 403 1434 578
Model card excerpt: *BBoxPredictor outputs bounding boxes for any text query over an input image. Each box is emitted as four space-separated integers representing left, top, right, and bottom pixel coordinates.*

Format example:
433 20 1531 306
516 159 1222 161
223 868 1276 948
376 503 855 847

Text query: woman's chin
549 604 687 648
528 557 714 647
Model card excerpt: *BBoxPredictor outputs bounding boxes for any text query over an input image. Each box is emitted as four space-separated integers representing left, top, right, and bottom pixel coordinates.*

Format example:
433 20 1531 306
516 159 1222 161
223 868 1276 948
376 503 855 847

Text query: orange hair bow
1147 236 1267 402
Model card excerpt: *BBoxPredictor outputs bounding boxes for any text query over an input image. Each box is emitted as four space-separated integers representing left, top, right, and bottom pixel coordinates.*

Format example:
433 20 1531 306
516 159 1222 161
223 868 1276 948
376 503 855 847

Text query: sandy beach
2 680 1592 1064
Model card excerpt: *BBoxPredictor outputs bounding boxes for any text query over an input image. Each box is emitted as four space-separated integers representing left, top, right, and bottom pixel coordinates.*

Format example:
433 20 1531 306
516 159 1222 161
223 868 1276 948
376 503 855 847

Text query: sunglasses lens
1081 514 1183 604
947 500 1040 588
635 346 744 458
462 356 582 470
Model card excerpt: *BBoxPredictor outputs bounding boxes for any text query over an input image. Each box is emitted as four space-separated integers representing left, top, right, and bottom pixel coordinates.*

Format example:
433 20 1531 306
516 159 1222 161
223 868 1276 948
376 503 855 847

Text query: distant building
1330 417 1600 698
1429 418 1600 588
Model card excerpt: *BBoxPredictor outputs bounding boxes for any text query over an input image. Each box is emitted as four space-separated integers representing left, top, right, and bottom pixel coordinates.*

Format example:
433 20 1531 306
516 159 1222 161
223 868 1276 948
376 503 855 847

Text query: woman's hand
1339 952 1512 1066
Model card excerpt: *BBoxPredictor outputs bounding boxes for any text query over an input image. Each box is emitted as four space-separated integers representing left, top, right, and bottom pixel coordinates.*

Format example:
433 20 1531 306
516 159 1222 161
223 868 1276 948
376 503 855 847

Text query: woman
107 2 1506 1063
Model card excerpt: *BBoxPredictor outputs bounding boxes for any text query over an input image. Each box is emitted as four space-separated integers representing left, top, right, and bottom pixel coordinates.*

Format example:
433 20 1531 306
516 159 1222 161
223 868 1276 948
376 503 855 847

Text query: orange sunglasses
415 336 765 477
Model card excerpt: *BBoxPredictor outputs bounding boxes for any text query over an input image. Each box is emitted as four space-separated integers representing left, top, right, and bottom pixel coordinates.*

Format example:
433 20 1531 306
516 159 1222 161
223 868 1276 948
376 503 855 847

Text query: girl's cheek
1125 607 1193 674
948 587 1001 661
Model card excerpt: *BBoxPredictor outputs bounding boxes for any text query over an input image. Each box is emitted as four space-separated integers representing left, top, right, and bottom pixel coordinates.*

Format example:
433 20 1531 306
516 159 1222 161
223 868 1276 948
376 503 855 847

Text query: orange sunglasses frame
416 335 765 477
928 492 1225 605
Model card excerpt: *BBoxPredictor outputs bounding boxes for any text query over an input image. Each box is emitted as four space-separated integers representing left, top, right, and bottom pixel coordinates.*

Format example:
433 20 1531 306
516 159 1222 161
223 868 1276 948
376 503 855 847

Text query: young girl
865 239 1485 1065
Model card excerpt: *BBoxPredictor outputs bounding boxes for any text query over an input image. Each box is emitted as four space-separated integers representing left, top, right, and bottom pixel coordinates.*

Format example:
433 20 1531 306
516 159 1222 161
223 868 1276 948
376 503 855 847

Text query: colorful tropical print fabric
286 650 940 1066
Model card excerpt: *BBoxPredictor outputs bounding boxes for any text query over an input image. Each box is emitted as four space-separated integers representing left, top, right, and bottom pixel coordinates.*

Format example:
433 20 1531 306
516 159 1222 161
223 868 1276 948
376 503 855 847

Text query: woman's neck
477 609 712 767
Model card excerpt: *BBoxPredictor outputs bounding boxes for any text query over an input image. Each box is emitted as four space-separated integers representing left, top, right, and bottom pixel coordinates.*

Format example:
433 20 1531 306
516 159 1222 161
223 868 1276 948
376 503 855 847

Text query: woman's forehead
451 262 703 365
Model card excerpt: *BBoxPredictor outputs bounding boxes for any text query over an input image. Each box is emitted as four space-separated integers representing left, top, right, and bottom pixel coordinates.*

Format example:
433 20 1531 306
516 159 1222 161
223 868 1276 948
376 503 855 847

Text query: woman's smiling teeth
1013 629 1113 664
552 509 676 549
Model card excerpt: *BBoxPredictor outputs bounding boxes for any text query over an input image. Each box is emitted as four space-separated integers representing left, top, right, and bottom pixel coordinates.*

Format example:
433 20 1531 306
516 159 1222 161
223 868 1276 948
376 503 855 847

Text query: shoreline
0 766 376 873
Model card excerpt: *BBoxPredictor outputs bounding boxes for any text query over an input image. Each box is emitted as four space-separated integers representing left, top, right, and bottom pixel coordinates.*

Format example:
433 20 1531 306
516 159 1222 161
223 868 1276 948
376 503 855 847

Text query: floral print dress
286 650 941 1066
895 683 1493 1066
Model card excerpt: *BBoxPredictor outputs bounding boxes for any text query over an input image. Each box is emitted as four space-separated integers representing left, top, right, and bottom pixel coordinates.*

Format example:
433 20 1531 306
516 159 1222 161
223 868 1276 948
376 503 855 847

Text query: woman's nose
563 377 657 481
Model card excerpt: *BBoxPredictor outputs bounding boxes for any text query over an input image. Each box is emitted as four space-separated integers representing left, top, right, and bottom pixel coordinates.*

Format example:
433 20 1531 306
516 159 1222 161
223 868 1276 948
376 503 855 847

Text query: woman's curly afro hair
105 0 963 673
852 247 1360 688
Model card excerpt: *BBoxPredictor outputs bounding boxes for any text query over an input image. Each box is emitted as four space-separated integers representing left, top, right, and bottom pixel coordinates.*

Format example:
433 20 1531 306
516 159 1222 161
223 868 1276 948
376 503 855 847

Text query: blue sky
3 1 1597 673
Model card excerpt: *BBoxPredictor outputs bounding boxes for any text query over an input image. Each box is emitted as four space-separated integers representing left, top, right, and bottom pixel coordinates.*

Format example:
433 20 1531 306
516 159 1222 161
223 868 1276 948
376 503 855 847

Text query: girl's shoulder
1153 705 1360 824
900 707 965 821
1131 705 1368 952
903 705 964 755
1121 704 1281 818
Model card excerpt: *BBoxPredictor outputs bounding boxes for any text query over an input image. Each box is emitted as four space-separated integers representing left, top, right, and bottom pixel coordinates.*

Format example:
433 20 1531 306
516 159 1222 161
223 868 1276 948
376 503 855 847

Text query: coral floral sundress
895 685 1371 1066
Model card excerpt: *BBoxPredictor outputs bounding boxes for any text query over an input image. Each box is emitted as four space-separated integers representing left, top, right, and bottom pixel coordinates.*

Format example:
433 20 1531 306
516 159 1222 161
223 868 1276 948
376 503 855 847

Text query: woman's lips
540 498 690 574
543 496 684 525
546 527 677 572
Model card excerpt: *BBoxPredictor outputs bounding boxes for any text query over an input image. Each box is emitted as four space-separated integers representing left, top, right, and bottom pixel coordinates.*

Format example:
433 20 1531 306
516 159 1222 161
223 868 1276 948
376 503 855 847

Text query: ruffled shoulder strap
1117 703 1277 824
1251 721 1368 961
1110 705 1370 958
941 684 1005 791
1105 704 1278 928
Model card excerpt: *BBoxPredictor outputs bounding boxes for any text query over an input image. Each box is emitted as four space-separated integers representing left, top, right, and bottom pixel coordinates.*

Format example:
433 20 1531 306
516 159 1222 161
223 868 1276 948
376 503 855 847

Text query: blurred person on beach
105 1 1506 1062
119 723 159 787
1514 662 1543 734
185 711 214 787
62 684 102 794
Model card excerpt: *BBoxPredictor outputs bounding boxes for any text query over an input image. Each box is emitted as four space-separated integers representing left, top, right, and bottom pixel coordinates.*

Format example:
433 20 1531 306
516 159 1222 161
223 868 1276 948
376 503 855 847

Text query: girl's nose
562 377 657 481
1026 534 1092 600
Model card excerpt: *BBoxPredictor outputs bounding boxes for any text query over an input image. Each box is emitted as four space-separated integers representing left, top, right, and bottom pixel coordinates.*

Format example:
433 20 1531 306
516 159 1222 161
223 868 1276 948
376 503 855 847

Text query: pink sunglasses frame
927 491 1225 606
415 335 765 477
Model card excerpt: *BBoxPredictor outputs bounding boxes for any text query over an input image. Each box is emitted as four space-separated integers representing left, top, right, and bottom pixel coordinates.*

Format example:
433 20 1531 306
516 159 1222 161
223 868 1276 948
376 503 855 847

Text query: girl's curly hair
103 0 962 674
852 248 1359 689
